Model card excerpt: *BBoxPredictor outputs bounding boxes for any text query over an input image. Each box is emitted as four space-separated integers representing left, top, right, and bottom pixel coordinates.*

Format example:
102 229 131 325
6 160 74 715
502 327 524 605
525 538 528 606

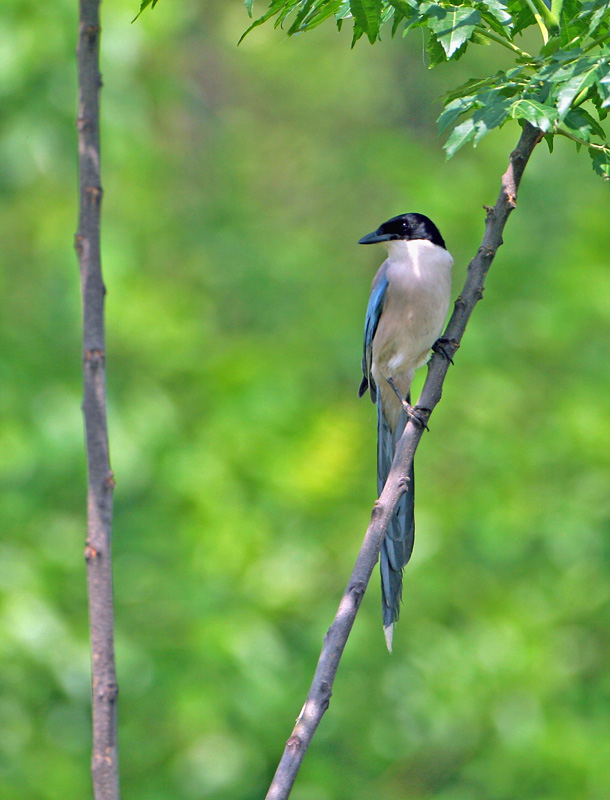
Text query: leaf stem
555 127 609 151
550 0 565 25
582 31 610 54
523 0 548 43
475 26 532 59
529 0 560 34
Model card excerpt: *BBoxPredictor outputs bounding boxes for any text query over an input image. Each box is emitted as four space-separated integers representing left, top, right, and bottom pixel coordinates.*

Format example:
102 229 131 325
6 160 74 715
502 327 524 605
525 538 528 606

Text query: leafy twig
474 26 532 59
556 126 610 151
582 31 610 54
263 122 543 800
75 1 120 798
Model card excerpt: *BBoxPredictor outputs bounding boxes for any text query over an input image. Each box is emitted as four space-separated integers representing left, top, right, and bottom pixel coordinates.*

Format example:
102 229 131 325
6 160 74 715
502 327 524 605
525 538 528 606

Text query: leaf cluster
236 0 610 178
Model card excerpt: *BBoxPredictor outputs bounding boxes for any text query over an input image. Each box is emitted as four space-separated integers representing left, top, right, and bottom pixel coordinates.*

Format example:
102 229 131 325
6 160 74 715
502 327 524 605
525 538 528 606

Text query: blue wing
358 267 389 402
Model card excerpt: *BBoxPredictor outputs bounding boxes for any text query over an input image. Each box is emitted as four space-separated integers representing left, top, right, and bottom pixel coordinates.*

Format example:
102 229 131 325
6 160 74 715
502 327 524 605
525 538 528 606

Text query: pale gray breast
373 241 452 377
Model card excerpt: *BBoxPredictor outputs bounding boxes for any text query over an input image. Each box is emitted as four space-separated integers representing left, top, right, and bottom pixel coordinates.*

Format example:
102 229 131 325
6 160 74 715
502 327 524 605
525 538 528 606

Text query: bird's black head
358 213 446 249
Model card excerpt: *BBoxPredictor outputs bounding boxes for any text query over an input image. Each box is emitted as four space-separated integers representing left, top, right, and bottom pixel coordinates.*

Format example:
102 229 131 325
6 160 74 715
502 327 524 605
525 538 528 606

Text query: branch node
84 23 101 43
85 542 100 562
286 736 302 754
348 579 366 605
370 500 383 522
478 245 495 259
318 681 332 710
483 204 494 217
84 348 105 368
397 474 410 492
104 471 116 490
102 681 119 703
85 185 103 204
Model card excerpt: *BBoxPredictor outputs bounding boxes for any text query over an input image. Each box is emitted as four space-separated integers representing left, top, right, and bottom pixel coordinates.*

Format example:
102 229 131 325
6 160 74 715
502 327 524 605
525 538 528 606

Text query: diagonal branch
75 1 121 798
264 121 543 800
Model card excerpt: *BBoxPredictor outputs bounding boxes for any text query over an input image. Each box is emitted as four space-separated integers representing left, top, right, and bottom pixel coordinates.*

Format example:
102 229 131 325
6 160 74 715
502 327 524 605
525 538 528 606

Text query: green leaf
387 0 420 30
351 18 366 45
288 0 317 33
274 1 303 29
477 10 513 40
438 95 477 132
303 0 347 31
599 70 610 108
471 96 512 143
288 0 347 34
425 4 481 58
476 0 512 28
540 35 563 57
239 0 291 42
556 61 606 119
444 73 501 104
589 146 610 179
336 0 352 16
444 117 477 157
563 106 607 141
506 0 535 37
349 0 383 43
426 32 449 65
580 0 610 41
132 0 159 22
244 0 255 17
391 9 403 35
510 97 557 131
387 0 417 13
471 30 492 45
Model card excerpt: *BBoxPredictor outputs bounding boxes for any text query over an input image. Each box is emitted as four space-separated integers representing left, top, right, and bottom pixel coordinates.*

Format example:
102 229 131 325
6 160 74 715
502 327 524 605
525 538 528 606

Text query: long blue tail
377 397 415 646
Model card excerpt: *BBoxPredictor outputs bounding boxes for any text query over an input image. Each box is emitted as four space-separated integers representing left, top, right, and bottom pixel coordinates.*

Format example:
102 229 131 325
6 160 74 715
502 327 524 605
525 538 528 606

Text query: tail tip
383 624 394 653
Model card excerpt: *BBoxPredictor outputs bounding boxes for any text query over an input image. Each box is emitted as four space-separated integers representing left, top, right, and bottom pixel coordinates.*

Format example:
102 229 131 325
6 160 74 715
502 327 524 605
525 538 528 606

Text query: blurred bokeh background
2 1 610 798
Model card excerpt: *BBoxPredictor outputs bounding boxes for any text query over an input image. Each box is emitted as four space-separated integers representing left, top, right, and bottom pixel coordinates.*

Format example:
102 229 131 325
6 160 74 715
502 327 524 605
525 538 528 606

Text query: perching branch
264 122 543 800
75 1 121 798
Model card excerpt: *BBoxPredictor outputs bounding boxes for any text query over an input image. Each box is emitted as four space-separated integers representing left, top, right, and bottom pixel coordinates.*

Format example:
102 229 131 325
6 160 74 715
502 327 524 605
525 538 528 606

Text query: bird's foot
406 404 431 431
432 336 458 365
386 377 430 431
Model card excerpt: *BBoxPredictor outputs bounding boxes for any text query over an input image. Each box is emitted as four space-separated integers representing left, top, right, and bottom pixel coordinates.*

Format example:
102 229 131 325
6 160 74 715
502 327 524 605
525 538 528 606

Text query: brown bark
75 2 120 798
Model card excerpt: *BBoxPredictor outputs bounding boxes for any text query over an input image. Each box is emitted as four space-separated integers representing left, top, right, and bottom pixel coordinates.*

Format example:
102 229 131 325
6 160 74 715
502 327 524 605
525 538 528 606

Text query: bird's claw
432 337 457 365
404 403 430 431
386 377 430 431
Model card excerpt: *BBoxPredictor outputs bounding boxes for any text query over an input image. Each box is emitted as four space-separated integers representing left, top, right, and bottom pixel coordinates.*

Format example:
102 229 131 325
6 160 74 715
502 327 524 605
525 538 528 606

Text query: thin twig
264 122 543 800
473 26 532 59
75 1 121 798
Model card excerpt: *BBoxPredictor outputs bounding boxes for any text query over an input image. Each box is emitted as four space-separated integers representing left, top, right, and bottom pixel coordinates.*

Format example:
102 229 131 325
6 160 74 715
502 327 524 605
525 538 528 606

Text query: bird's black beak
358 230 398 245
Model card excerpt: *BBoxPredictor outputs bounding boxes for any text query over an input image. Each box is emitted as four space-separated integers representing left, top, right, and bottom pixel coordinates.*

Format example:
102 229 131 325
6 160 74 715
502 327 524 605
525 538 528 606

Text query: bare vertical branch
75 1 120 798
264 122 543 800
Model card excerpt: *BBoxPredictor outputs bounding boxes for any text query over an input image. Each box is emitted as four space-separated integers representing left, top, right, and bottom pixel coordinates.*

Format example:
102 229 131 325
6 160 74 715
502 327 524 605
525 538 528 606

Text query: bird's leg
432 336 458 365
386 377 430 431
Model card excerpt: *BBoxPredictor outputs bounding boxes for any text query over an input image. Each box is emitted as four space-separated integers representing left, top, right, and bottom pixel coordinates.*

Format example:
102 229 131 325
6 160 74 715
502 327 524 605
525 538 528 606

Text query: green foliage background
1 1 610 798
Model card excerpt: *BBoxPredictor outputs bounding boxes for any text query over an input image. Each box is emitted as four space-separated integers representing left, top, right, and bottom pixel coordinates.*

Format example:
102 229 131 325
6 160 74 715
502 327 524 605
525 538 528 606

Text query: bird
358 212 453 651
